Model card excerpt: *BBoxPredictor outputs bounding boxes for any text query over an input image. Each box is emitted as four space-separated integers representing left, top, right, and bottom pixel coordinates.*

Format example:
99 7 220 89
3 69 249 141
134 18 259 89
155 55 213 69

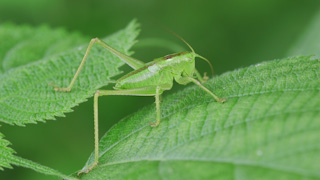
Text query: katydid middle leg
150 86 161 127
177 77 226 103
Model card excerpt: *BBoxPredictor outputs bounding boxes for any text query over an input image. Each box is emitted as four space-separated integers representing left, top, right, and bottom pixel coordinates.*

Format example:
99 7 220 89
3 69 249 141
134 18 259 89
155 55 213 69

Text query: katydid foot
77 161 98 176
48 83 71 92
149 121 160 127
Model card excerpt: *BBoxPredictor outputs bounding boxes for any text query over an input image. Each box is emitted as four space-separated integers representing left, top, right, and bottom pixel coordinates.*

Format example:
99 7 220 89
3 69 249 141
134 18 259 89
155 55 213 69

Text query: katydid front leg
49 38 145 92
194 69 209 83
177 76 226 103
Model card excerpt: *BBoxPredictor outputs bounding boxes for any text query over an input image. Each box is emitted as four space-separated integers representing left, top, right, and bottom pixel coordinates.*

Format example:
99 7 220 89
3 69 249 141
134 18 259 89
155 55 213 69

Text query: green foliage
0 20 139 179
0 20 139 125
0 23 87 72
0 132 14 170
0 7 319 179
2 130 73 179
80 56 320 179
7 155 78 180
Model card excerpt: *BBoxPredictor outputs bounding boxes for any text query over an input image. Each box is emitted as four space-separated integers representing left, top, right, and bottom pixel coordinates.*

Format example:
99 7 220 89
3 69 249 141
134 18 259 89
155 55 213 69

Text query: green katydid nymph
49 32 226 174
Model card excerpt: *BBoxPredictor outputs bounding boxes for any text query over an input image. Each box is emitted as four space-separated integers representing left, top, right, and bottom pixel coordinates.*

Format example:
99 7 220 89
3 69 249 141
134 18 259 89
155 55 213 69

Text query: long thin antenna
164 28 195 54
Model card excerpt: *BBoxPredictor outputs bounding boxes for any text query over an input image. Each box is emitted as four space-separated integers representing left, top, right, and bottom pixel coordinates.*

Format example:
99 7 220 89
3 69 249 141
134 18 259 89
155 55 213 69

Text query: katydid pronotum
49 33 226 174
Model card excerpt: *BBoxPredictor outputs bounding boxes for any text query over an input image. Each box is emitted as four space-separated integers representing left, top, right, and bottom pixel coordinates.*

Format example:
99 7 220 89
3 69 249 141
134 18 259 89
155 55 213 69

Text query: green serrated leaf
81 56 320 180
0 20 140 125
0 23 87 72
0 132 15 170
7 155 78 180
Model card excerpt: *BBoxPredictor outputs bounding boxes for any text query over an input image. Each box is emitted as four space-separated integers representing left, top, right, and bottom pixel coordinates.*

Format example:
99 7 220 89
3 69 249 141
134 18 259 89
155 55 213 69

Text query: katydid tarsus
49 33 226 174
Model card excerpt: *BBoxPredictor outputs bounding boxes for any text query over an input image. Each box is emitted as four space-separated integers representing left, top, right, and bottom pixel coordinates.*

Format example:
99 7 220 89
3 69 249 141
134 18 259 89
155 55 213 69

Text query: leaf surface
0 20 140 125
0 23 88 73
7 155 78 180
0 20 139 178
81 56 320 180
0 132 14 170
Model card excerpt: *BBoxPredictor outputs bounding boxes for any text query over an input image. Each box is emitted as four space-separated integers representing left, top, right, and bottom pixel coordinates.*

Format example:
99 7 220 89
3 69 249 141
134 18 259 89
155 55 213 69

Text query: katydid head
168 30 214 77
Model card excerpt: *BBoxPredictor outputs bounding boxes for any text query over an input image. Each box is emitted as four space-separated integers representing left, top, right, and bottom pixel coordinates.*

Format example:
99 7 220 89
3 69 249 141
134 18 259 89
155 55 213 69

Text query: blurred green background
0 0 319 179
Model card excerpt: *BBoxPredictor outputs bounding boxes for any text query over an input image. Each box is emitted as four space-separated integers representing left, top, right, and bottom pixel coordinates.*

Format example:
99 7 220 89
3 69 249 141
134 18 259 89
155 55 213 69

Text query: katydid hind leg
93 38 145 70
49 38 145 92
